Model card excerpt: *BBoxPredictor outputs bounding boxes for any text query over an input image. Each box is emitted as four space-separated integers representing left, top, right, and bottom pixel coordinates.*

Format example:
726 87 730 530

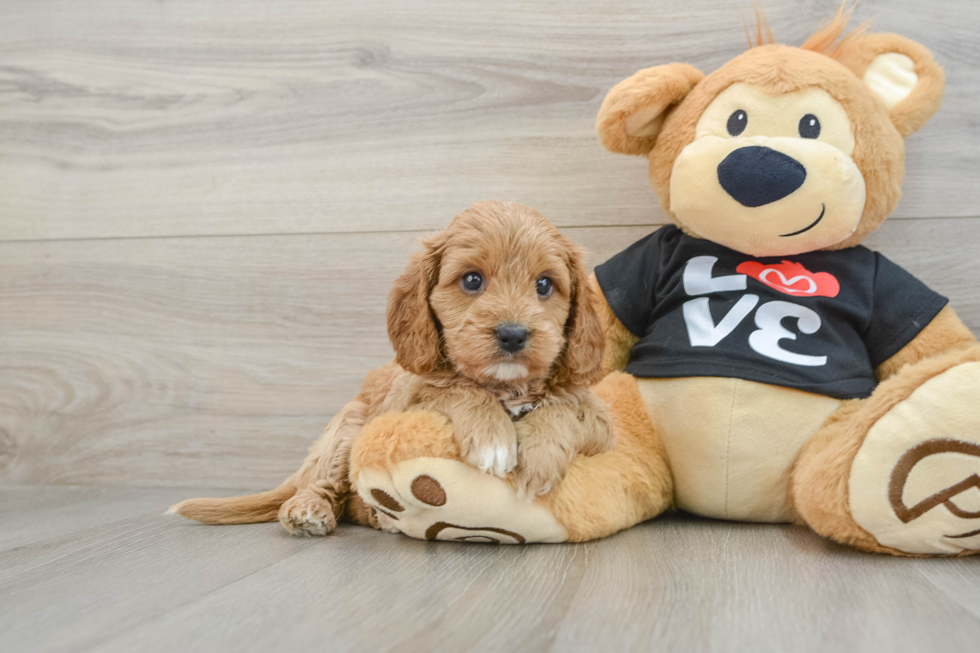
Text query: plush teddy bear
348 9 980 556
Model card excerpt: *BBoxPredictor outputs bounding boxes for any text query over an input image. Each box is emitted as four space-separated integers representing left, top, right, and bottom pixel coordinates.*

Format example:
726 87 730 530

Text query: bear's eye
461 271 484 293
727 110 748 136
799 114 821 139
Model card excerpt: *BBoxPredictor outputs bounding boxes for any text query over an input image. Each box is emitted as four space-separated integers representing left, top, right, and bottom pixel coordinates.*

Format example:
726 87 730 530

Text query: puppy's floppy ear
596 63 704 156
387 233 444 375
552 240 605 388
837 33 945 137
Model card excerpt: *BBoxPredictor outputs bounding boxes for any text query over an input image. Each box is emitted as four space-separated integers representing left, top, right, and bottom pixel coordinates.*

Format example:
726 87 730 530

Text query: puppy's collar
507 402 539 421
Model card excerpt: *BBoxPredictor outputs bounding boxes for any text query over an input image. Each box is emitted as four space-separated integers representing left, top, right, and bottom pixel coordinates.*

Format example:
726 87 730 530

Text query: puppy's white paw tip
473 443 517 477
475 447 496 474
493 444 518 478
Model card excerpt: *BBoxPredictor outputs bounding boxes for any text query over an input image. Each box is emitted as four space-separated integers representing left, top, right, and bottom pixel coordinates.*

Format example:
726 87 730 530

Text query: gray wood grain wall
1 0 977 488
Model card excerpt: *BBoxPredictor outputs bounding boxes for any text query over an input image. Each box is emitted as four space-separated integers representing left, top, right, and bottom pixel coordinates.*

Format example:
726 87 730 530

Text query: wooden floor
0 486 977 653
3 1 980 651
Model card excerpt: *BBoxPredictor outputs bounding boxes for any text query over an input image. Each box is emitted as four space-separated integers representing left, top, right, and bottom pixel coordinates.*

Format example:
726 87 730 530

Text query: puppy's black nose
717 146 806 207
495 323 529 354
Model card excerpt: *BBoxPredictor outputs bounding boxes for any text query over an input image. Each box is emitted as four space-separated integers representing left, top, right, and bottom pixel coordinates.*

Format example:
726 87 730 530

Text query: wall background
1 0 977 488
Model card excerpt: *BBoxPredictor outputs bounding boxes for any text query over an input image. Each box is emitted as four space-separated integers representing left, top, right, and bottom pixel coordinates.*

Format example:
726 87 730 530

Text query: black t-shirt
594 225 948 399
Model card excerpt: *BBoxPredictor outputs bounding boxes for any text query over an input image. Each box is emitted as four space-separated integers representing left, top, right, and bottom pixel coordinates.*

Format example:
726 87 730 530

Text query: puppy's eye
461 272 484 293
727 110 747 136
536 276 553 298
799 114 821 139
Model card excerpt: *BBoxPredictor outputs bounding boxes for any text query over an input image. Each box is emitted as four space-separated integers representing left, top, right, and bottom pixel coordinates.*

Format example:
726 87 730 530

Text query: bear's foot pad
850 361 980 555
354 457 568 544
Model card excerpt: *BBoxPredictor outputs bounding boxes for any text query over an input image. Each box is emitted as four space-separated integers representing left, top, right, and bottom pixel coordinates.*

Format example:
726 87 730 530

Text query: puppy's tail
168 482 297 525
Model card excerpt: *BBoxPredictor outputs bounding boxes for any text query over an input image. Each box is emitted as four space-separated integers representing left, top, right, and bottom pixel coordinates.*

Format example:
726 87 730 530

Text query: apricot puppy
171 201 615 535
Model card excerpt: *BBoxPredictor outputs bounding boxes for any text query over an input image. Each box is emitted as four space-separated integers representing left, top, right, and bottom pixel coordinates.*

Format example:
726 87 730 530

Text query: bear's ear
837 33 945 137
596 63 704 156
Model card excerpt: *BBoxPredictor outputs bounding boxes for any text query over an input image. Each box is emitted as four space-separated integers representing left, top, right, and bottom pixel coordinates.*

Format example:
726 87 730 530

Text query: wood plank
0 491 317 653
1 218 978 489
0 230 412 488
1 0 977 241
0 491 973 653
914 559 980 622
0 485 258 552
549 520 980 652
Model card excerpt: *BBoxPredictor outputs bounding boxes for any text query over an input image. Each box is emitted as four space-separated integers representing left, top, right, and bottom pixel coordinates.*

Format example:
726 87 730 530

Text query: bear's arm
589 273 638 374
875 305 977 381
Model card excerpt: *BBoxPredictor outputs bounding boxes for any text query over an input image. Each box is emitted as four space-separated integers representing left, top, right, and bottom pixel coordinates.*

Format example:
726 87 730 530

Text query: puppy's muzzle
495 323 529 354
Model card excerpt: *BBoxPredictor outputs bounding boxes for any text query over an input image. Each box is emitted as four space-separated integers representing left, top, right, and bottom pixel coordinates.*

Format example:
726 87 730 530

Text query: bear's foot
850 360 980 555
355 457 568 543
350 411 568 543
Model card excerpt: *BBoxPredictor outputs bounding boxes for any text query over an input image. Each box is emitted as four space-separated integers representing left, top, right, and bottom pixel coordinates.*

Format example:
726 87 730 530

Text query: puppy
171 201 615 535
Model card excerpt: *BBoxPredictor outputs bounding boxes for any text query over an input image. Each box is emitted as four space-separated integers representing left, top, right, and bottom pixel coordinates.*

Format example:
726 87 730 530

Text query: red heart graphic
736 260 840 298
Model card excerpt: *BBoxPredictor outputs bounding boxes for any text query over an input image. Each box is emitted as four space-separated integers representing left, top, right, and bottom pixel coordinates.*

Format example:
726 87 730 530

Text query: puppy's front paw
461 436 518 478
513 441 573 500
278 490 339 537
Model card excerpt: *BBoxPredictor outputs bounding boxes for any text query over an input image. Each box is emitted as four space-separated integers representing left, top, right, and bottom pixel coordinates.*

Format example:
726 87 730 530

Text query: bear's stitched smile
780 203 826 238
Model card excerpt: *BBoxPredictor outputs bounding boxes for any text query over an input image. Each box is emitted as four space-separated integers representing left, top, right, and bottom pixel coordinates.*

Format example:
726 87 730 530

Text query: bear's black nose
717 146 806 207
495 323 529 354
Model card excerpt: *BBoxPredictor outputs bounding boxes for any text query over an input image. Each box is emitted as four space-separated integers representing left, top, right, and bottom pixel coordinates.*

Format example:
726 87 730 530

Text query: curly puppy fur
171 201 615 535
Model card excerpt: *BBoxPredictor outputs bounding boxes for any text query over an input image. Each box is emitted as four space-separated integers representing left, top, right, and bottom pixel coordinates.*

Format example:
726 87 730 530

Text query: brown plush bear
347 9 980 555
